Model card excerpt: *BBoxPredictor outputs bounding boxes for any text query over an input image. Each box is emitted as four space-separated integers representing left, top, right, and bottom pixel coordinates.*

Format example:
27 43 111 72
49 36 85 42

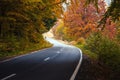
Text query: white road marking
1 74 16 80
51 51 61 59
70 47 82 80
44 57 50 61
0 48 50 63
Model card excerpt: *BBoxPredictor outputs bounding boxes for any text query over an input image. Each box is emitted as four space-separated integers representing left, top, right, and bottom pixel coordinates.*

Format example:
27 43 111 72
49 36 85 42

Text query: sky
105 0 111 6
63 0 111 11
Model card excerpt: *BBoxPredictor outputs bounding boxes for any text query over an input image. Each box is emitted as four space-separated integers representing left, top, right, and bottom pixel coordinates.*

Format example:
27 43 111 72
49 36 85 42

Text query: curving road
0 38 82 80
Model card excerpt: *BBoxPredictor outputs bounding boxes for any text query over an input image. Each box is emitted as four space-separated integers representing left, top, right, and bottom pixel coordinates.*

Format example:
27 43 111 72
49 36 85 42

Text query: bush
75 37 98 60
0 35 52 59
85 32 120 72
77 37 86 45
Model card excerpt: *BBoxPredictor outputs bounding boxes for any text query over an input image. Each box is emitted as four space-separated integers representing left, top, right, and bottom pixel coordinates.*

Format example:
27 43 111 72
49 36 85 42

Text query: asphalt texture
0 38 81 80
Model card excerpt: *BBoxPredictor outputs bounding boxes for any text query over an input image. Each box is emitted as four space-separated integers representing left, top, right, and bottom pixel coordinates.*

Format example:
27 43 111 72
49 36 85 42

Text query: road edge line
0 47 51 63
70 47 83 80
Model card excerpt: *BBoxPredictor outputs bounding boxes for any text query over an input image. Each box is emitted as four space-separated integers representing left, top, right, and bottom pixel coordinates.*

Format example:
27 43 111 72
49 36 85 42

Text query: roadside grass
75 44 98 61
0 41 53 61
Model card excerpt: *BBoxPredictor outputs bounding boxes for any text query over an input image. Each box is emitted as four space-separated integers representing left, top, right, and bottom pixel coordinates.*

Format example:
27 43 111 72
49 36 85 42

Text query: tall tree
63 0 107 40
0 0 65 52
0 0 65 38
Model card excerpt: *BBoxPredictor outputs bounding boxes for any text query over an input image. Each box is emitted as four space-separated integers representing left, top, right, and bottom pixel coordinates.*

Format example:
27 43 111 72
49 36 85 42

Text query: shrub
0 35 52 59
75 37 98 60
77 37 86 45
85 32 120 72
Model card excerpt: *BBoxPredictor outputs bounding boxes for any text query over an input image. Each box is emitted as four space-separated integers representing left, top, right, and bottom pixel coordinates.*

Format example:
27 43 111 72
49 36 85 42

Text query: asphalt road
0 38 82 80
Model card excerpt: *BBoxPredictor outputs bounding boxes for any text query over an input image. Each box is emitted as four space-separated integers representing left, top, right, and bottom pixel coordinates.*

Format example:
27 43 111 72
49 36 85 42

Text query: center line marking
44 57 50 61
1 74 16 80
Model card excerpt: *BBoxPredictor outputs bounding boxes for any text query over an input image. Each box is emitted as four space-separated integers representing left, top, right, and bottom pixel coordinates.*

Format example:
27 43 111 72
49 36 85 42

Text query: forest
0 0 64 59
0 0 120 80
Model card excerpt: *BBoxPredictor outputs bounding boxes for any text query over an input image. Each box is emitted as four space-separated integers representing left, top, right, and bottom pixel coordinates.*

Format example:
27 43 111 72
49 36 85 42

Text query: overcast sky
63 0 111 11
105 0 111 6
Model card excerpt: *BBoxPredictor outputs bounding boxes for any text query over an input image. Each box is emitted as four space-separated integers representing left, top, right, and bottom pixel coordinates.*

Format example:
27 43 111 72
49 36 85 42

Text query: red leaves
63 0 116 39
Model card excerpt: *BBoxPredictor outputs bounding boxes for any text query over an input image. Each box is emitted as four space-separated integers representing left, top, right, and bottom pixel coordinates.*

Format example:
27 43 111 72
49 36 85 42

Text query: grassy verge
0 41 53 61
75 44 98 60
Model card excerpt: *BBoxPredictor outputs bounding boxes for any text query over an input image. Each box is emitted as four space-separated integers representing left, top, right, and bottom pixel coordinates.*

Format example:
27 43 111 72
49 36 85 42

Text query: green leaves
85 32 120 72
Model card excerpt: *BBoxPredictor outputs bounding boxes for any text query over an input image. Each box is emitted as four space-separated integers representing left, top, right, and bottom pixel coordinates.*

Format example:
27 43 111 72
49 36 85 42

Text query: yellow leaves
77 37 86 45
7 12 30 21
71 0 79 6
52 6 63 18
0 0 65 37
0 16 16 22
55 20 64 33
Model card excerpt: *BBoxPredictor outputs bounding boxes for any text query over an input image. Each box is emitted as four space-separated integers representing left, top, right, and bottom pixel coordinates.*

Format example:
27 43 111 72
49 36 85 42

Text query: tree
63 0 107 40
0 0 66 52
0 0 65 37
86 0 120 28
42 17 57 30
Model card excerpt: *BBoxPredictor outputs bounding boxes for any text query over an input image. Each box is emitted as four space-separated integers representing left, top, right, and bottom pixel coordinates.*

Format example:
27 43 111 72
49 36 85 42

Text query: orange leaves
63 0 106 39
103 18 117 39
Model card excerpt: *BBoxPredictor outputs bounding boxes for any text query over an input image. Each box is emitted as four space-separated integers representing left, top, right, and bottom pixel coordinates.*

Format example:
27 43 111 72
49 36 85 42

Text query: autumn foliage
63 0 117 40
0 0 65 57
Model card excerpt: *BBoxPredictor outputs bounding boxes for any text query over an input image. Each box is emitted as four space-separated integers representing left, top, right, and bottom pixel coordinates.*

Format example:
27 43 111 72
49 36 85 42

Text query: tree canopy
0 0 65 39
0 0 65 52
86 0 120 24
